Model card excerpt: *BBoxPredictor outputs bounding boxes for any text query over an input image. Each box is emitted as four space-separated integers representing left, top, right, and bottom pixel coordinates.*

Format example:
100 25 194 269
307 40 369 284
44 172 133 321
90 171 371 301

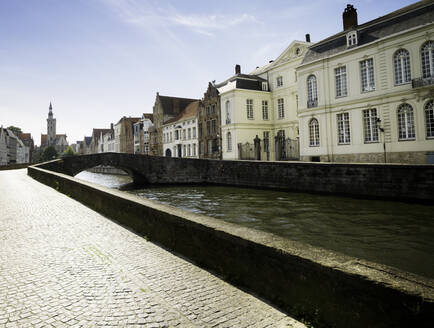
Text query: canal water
76 171 434 279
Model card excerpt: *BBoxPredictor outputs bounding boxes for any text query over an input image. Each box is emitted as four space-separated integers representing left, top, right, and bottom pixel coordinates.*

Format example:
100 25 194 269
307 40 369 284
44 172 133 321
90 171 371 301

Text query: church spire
48 102 53 118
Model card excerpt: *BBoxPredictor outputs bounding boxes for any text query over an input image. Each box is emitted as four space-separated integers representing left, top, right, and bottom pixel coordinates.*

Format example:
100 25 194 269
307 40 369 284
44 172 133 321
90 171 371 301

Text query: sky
0 0 418 146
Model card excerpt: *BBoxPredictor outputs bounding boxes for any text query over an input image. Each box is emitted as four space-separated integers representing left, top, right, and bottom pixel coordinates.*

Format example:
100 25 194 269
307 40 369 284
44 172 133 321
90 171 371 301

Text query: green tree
40 146 58 162
7 126 22 136
62 146 77 157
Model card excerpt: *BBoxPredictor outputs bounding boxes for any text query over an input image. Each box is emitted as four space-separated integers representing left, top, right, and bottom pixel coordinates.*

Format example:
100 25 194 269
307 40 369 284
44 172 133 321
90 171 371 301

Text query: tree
62 146 77 157
40 146 58 162
7 126 22 136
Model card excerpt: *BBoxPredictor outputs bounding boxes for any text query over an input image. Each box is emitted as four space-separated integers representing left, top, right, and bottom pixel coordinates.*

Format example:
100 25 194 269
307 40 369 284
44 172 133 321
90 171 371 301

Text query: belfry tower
47 102 56 145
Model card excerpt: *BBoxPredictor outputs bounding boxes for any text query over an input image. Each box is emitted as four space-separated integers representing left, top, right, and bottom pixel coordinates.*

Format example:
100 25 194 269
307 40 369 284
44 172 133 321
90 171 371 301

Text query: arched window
397 103 415 140
309 118 320 147
227 132 232 152
225 100 231 124
307 75 318 108
394 49 411 85
421 41 434 78
425 100 434 138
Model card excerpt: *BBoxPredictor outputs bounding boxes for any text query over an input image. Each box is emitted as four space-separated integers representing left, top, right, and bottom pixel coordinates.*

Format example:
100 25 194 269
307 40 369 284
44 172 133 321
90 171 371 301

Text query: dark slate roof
158 95 198 116
215 73 268 91
302 0 434 65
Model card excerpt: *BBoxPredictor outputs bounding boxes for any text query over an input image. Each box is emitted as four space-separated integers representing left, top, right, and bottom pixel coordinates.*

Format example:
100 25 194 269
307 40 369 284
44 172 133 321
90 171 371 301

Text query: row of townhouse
0 126 34 165
72 114 154 156
149 0 434 164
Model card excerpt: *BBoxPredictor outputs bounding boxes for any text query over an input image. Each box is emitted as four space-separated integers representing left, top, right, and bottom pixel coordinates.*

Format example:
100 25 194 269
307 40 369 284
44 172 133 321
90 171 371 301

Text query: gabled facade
133 113 153 154
151 93 198 156
297 1 434 164
90 128 111 154
198 82 221 159
114 117 141 154
162 101 199 158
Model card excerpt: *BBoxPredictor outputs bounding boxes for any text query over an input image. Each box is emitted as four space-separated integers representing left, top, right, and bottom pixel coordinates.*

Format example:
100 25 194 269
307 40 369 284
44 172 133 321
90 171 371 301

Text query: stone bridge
34 152 434 202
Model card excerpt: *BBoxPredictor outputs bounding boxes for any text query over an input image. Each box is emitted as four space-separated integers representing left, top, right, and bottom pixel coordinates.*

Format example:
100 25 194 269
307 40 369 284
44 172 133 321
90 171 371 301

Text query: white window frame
307 75 318 108
425 100 434 138
394 49 411 85
277 98 284 119
262 100 268 120
363 108 379 143
337 112 351 144
246 99 254 119
397 103 415 141
421 41 434 78
309 118 320 147
360 58 375 92
227 132 232 152
346 31 358 47
335 66 347 97
225 100 231 124
276 76 283 87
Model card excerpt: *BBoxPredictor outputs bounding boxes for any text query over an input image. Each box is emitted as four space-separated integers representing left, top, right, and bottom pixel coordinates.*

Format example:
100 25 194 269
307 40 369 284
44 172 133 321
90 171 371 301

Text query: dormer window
262 82 268 91
347 31 358 47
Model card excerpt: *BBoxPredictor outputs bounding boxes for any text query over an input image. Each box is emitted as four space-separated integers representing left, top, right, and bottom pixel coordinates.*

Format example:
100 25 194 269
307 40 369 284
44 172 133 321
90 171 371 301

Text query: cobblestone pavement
0 169 305 328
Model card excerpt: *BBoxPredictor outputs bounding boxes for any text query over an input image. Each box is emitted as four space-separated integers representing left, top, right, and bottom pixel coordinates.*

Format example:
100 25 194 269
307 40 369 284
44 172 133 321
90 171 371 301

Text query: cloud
98 0 258 38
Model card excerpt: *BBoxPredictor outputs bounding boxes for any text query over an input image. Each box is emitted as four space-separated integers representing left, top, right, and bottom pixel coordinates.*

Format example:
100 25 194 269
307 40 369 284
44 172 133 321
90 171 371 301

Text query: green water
76 171 434 279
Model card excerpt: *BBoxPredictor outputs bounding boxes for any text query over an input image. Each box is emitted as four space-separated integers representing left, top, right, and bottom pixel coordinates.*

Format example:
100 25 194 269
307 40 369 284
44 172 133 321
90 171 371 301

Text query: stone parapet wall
36 153 434 203
28 164 434 328
0 163 30 170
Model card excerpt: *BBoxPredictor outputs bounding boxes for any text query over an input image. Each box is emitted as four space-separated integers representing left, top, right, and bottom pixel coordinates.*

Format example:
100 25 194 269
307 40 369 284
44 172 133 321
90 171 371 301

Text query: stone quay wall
0 163 29 170
28 164 434 328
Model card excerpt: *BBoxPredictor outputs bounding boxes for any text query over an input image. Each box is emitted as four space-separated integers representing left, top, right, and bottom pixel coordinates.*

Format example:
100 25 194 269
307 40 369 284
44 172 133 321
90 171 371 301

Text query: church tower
47 102 56 145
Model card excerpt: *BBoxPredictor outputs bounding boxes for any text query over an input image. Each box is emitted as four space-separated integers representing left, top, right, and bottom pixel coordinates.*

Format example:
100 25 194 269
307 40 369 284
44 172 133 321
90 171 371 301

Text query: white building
297 1 434 164
133 114 153 154
162 101 199 158
217 40 310 161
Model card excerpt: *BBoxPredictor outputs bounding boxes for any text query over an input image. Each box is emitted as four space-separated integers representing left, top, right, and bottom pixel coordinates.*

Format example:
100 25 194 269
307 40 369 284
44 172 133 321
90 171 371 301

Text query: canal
76 170 434 279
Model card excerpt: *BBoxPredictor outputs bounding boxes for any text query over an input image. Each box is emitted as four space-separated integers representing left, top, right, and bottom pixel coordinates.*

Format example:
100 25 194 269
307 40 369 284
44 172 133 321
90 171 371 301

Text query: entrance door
165 149 172 157
177 144 182 158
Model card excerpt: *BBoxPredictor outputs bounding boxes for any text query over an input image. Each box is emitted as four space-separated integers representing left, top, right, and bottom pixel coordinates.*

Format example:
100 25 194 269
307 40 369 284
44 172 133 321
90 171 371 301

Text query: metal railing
412 77 434 88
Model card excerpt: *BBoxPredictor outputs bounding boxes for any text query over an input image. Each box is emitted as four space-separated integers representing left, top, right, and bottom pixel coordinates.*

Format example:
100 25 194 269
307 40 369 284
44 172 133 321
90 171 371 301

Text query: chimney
305 34 311 42
343 4 358 30
235 64 241 75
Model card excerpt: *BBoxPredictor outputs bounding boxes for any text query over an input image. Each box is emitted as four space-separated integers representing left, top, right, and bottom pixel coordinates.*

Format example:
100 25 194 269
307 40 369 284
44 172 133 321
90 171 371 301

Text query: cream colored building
162 101 199 158
217 40 310 161
297 1 434 164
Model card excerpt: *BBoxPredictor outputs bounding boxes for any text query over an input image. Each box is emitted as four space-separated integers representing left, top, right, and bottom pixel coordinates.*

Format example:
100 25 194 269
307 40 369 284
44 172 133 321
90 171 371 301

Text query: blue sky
0 0 417 145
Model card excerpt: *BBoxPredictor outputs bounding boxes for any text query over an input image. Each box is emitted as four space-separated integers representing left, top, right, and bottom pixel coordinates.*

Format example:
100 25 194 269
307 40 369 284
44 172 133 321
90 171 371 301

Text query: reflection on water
76 171 434 279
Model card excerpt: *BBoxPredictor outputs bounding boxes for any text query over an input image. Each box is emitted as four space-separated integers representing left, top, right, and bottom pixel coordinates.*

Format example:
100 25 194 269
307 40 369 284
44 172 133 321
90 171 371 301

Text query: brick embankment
0 169 304 328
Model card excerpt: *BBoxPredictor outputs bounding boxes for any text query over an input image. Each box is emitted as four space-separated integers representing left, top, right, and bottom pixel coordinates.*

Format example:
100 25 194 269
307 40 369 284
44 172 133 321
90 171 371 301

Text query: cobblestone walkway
0 169 305 328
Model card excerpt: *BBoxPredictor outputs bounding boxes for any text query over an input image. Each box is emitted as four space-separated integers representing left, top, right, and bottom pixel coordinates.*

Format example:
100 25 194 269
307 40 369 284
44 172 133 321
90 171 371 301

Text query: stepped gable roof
116 116 141 125
302 0 434 65
163 101 199 125
157 95 198 116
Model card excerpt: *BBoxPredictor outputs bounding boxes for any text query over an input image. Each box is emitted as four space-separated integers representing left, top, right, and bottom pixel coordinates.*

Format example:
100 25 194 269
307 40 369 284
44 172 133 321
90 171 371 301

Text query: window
262 82 268 91
394 49 411 85
170 132 172 142
363 108 379 143
276 76 283 87
211 104 216 115
347 31 358 47
193 144 196 156
262 100 269 120
175 130 179 140
206 121 211 135
307 75 318 108
200 142 204 154
188 128 191 140
206 106 210 116
309 118 320 146
421 41 434 78
246 99 253 119
188 144 191 157
425 100 434 138
183 144 186 157
192 127 196 138
227 132 232 152
225 100 231 124
278 98 284 119
337 112 351 144
211 119 216 135
198 123 202 138
208 140 213 154
360 58 375 92
335 66 347 97
182 129 186 140
397 103 415 140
